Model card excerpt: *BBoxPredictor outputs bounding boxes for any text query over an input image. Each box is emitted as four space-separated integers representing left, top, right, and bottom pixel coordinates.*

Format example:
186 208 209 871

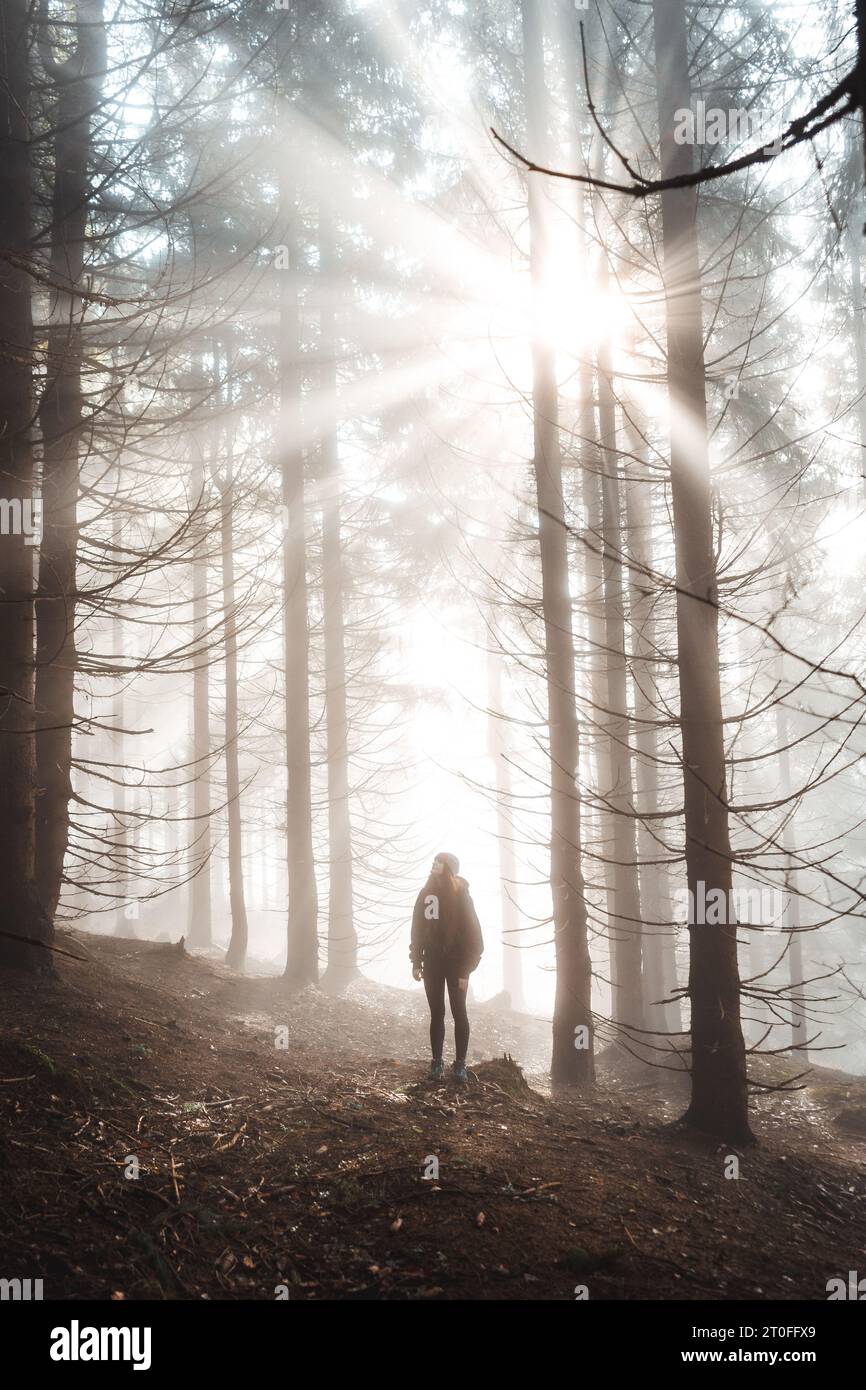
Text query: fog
2 0 866 1325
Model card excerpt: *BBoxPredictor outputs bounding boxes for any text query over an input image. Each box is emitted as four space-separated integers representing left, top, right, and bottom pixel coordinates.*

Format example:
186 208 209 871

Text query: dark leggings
423 958 469 1062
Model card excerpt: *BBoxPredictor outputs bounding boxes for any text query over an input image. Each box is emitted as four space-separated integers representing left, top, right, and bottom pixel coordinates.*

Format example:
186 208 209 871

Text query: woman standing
410 852 484 1082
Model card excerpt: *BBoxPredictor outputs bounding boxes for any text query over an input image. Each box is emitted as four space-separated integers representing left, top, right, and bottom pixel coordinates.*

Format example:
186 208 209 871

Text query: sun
533 265 633 358
480 249 633 372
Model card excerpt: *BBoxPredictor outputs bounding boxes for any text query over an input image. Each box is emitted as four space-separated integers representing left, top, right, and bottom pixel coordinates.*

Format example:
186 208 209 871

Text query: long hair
423 862 462 947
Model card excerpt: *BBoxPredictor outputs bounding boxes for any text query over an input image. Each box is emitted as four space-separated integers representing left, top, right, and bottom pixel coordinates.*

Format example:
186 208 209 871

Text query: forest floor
2 931 866 1301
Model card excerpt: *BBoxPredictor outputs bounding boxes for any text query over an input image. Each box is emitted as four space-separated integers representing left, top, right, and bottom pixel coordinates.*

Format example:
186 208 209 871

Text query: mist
1 0 866 1341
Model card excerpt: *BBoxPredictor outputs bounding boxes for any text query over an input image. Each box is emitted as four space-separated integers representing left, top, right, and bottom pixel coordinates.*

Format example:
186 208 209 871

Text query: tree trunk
34 0 106 924
597 330 644 1034
856 0 866 186
522 0 593 1085
317 214 357 992
728 633 764 1047
560 14 611 1026
621 413 682 1036
278 132 318 987
774 669 808 1059
580 461 614 1002
0 0 52 970
111 496 131 935
220 433 249 972
845 178 866 503
653 0 751 1141
187 391 212 948
487 647 525 1010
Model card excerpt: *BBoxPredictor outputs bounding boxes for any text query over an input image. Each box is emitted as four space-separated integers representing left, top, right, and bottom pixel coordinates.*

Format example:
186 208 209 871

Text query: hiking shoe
452 1060 468 1085
430 1058 444 1081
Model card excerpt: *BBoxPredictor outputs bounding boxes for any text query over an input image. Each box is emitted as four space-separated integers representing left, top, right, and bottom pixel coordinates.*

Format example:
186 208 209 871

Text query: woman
410 852 483 1083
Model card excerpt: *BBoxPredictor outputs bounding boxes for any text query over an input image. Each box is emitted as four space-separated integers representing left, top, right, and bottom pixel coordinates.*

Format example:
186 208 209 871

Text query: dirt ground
1 931 865 1301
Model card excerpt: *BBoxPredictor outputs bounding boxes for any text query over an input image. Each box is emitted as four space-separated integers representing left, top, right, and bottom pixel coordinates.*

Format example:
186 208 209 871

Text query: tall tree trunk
580 461 613 998
856 0 866 185
845 178 866 501
728 634 764 1047
253 820 267 916
111 496 131 935
487 646 525 1010
578 19 641 1033
596 328 644 1033
621 413 682 1036
774 668 808 1058
220 429 249 972
34 0 105 924
653 0 751 1140
0 0 51 969
560 17 609 1022
278 60 318 984
522 0 593 1085
162 787 179 938
318 211 357 991
187 390 212 948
